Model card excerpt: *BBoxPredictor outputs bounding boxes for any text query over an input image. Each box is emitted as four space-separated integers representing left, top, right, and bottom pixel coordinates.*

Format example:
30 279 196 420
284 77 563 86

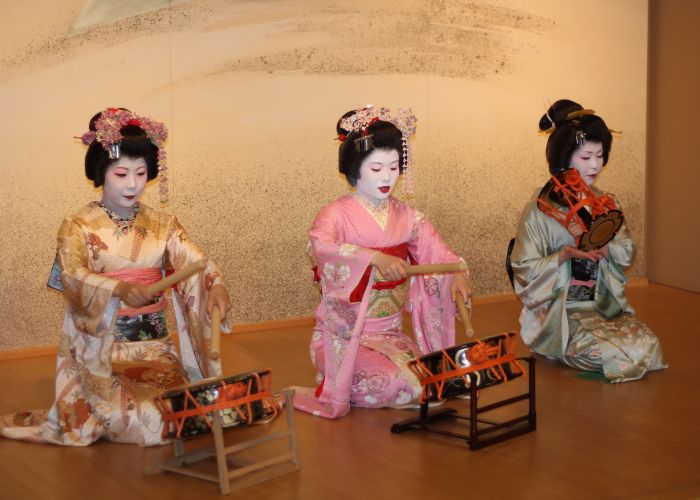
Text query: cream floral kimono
511 191 667 382
1 202 226 446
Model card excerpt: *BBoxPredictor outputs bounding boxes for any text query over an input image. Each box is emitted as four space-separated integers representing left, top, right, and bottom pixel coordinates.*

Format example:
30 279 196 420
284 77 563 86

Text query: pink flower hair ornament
79 108 170 203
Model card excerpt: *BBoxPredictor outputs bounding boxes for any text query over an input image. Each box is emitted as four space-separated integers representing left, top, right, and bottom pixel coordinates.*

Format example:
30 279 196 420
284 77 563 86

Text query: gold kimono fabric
1 202 225 446
511 191 667 382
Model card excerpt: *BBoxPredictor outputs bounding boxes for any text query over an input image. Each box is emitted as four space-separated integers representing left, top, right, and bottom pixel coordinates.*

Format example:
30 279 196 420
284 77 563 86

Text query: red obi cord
311 243 416 303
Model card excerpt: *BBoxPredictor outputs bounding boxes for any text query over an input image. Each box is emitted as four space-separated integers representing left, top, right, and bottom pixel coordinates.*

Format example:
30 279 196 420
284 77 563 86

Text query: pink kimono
293 194 461 418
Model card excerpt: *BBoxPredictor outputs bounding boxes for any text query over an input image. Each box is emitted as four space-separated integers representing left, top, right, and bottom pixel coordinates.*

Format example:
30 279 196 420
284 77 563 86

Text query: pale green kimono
511 191 667 382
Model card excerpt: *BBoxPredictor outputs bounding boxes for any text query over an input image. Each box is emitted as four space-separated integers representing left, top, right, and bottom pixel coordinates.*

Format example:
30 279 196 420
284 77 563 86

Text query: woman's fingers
215 296 230 316
119 283 153 307
207 285 231 317
450 273 472 303
380 256 407 280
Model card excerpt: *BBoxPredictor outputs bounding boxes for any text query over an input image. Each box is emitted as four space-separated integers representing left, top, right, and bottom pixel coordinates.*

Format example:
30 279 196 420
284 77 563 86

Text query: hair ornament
109 143 121 160
575 130 587 146
339 105 418 195
354 134 374 153
79 108 170 203
541 108 597 135
540 106 622 137
545 111 556 130
565 109 595 121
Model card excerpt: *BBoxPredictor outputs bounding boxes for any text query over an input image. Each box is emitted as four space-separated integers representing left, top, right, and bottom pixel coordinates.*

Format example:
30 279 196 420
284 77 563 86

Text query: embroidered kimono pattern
511 190 667 382
1 202 226 446
293 194 462 418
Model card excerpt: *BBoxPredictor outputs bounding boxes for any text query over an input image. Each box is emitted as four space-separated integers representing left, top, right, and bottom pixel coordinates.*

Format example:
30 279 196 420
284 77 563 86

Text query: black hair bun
539 99 583 132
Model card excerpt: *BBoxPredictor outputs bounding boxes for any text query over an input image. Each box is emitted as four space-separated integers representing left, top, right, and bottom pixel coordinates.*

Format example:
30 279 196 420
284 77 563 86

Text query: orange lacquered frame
537 168 616 234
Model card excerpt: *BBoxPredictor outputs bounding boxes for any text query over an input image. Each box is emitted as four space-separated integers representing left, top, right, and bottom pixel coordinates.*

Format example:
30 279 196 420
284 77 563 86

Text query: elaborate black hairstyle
84 108 160 187
539 99 613 175
337 110 405 186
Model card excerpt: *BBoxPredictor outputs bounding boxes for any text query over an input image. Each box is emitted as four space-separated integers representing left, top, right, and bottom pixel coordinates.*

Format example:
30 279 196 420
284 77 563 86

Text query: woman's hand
114 282 155 308
370 252 407 281
451 273 472 303
558 245 604 265
207 284 231 318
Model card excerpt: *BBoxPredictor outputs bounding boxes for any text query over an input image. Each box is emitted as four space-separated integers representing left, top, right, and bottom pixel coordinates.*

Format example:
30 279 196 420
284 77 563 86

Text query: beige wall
0 0 649 350
647 0 700 292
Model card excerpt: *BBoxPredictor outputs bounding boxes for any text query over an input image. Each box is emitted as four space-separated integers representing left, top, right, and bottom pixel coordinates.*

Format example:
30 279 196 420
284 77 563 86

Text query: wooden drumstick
210 305 222 360
145 259 207 295
456 295 475 338
405 261 467 275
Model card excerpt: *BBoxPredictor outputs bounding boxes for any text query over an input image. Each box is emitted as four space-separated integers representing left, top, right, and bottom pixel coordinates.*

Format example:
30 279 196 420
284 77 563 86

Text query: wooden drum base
148 389 300 494
391 357 536 450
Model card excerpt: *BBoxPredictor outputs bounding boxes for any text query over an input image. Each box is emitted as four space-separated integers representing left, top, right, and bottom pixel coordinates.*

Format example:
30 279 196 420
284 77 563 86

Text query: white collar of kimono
353 193 390 230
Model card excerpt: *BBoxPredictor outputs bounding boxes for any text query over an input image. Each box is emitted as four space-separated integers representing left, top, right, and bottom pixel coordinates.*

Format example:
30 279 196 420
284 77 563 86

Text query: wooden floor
1 283 699 499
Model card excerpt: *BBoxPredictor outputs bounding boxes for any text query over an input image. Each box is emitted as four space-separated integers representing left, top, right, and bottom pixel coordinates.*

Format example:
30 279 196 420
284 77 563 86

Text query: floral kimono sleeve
303 204 378 417
596 196 636 317
406 212 459 353
511 202 569 309
57 217 121 337
165 216 225 379
30 216 123 444
309 204 377 300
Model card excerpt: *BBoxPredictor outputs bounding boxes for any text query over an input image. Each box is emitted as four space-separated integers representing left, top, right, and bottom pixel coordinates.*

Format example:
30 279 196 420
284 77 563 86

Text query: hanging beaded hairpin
79 107 170 203
338 105 418 195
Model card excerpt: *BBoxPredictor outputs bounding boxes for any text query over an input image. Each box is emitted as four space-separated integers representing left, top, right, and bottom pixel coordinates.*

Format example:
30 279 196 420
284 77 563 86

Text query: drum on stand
393 295 536 450
155 369 278 440
151 369 300 494
538 168 624 251
408 333 525 402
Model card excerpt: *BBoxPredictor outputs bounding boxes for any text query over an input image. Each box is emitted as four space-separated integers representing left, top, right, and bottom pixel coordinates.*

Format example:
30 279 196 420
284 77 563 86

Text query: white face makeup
101 156 148 217
355 148 400 206
570 141 605 186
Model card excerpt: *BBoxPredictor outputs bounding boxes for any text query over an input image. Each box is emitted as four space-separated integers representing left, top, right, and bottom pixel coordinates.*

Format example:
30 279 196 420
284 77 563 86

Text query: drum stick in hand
146 259 207 295
456 295 475 338
210 305 222 360
406 261 467 275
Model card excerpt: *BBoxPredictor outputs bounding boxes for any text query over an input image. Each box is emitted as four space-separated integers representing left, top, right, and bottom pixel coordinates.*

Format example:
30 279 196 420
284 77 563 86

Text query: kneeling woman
1 108 230 445
510 99 666 382
293 107 471 418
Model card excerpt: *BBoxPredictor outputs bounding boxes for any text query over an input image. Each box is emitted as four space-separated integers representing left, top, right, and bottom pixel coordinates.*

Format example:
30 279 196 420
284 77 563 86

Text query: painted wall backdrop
0 0 648 350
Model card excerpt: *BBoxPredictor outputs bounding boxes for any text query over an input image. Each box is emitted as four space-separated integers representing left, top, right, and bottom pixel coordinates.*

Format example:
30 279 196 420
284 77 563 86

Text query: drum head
579 209 624 251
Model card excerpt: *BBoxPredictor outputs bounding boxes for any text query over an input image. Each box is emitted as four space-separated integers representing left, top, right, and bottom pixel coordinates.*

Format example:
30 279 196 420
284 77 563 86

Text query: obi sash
102 267 168 317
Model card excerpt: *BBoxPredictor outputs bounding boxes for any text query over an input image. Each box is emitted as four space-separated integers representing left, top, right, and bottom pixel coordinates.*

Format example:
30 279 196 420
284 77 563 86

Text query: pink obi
570 278 595 288
102 267 168 317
